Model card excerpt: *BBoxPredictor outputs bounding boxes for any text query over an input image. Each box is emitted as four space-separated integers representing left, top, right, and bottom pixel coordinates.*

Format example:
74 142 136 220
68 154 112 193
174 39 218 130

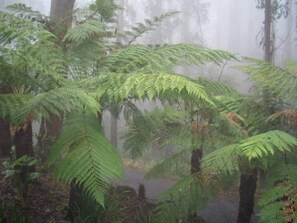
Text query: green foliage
103 44 236 73
153 174 219 223
2 156 39 206
203 130 297 172
258 164 297 223
124 11 180 45
241 58 297 100
48 112 123 206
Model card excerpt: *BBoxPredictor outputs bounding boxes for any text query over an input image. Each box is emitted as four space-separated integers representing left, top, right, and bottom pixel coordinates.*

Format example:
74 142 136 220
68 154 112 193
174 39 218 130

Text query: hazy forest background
0 0 297 223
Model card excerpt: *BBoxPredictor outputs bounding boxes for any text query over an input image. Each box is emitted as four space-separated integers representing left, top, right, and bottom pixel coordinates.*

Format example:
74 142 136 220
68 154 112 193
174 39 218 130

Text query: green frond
63 19 107 43
194 77 239 96
125 11 179 44
103 44 237 73
48 112 123 206
82 72 215 106
0 93 32 119
122 107 189 158
14 86 100 124
202 144 239 173
5 3 49 24
153 175 218 223
258 164 297 223
240 58 297 99
145 149 190 179
239 130 297 160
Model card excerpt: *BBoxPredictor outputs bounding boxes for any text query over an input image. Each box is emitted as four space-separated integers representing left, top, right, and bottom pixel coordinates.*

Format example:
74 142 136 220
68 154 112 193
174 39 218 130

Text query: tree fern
48 112 123 206
240 58 297 100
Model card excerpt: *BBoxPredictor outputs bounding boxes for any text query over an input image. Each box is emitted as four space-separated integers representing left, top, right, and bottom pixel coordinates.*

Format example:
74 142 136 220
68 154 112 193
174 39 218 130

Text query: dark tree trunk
0 118 11 158
191 149 203 174
67 181 84 222
38 113 63 161
15 121 35 164
237 169 258 223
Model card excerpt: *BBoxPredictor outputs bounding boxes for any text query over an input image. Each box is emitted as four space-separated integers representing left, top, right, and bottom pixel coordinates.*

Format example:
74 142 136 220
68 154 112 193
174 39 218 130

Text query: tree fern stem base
237 169 258 223
0 118 11 158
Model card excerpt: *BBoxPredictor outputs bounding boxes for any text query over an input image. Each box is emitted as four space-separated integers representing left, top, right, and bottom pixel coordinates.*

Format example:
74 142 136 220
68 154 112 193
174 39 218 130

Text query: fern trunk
0 118 11 158
237 169 258 223
191 149 203 174
38 113 63 160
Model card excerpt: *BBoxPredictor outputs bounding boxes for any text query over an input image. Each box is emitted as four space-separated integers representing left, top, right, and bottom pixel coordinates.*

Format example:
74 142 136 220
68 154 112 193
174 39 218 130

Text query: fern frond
6 3 49 24
258 164 297 223
240 58 297 99
194 77 239 96
81 72 215 107
14 86 100 124
103 44 236 73
202 144 239 173
153 174 218 223
63 19 106 43
125 11 179 44
0 93 32 119
145 149 190 179
49 112 123 205
239 130 297 160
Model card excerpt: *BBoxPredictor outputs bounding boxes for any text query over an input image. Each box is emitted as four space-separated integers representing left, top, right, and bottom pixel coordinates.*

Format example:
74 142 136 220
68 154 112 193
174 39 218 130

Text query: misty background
1 0 296 151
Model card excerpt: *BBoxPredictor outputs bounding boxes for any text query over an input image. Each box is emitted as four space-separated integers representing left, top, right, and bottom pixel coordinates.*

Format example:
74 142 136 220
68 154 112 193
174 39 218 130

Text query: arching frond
5 3 49 24
48 112 123 205
240 58 297 99
124 11 179 44
103 44 237 73
63 19 107 43
14 86 100 124
0 94 32 119
81 72 215 106
203 130 297 172
145 149 191 179
194 77 239 96
202 144 239 173
240 130 297 160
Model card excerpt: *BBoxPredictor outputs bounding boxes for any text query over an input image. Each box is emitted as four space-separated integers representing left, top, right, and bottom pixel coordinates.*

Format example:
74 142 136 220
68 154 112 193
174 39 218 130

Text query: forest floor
0 164 259 223
0 166 69 223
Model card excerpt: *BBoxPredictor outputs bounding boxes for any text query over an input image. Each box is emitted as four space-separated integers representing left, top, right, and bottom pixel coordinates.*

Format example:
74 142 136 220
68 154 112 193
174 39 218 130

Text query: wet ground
119 167 259 223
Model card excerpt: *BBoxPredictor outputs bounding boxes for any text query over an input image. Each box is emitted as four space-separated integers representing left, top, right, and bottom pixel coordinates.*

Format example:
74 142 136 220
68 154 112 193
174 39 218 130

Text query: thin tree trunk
264 0 272 63
237 169 258 223
110 114 118 148
0 118 11 158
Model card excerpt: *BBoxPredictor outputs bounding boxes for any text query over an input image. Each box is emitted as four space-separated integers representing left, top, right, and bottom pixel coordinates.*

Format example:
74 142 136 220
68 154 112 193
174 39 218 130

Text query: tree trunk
0 118 11 158
15 122 35 161
237 169 258 223
191 149 203 174
110 114 118 148
264 0 272 63
38 113 63 161
50 0 75 35
67 181 84 222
